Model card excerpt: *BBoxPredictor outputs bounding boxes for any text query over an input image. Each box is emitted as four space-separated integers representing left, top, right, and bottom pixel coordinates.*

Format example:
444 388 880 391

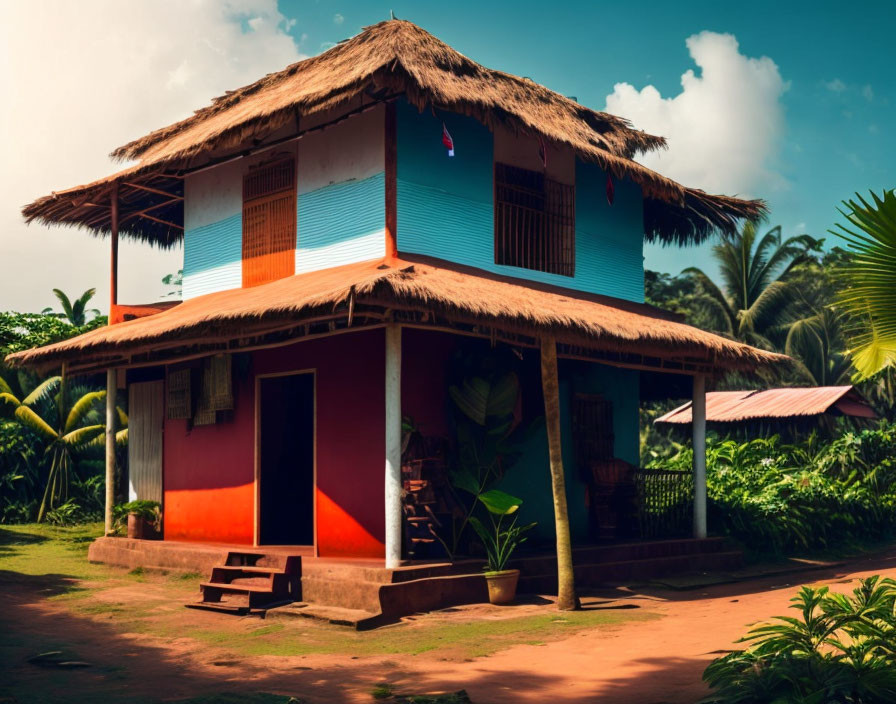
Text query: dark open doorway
258 372 315 545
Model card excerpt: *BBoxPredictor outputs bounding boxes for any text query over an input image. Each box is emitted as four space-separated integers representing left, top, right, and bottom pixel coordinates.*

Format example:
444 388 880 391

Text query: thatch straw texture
6 256 787 372
21 19 764 248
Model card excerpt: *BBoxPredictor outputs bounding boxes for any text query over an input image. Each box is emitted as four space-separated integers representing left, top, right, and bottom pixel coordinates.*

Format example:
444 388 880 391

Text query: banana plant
0 373 127 521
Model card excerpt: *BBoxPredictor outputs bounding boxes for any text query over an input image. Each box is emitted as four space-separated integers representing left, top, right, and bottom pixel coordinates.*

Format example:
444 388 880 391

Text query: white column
105 368 117 536
692 373 707 539
384 324 403 568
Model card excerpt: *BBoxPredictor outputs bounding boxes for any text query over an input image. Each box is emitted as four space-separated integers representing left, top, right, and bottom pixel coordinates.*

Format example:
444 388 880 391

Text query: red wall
163 329 386 556
400 328 456 438
163 371 256 544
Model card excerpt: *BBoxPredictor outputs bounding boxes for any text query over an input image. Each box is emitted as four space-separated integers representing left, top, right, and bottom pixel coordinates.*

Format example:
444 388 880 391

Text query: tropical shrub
648 423 896 554
468 490 535 573
703 576 896 703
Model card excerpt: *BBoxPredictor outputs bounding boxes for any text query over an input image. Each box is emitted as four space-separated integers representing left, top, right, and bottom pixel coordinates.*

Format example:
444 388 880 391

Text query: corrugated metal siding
395 99 645 302
128 381 164 503
183 213 242 299
295 172 385 273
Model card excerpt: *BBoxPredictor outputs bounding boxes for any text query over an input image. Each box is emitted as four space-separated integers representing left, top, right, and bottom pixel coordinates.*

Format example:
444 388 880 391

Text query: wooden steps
186 551 302 615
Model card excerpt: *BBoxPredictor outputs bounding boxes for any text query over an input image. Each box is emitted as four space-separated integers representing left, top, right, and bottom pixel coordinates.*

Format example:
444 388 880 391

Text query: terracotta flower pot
484 569 520 605
127 513 160 540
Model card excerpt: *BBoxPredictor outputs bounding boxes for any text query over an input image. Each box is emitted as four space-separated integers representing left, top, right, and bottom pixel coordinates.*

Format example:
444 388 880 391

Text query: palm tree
0 373 127 521
785 305 853 386
42 288 101 326
540 337 578 611
833 190 896 378
683 223 821 349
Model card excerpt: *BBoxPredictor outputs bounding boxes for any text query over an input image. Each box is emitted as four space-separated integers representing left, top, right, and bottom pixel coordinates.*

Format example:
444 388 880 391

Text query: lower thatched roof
6 256 787 374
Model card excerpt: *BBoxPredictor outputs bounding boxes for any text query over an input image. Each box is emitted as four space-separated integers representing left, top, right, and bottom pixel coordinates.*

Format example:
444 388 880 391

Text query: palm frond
22 376 61 406
14 405 58 442
52 289 75 325
64 391 106 433
833 189 896 378
62 424 106 448
739 281 798 337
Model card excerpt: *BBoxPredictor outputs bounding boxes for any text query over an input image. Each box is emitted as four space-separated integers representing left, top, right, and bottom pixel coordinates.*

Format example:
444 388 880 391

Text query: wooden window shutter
494 162 575 277
242 156 296 287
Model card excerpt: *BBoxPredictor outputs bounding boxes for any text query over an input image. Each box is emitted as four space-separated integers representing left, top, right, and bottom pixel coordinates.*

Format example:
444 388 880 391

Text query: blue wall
183 173 385 297
497 360 640 544
395 100 645 302
296 172 385 273
182 214 242 299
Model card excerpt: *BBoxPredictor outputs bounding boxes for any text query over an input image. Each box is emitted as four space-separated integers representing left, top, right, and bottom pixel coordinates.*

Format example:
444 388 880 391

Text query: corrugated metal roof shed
656 386 877 424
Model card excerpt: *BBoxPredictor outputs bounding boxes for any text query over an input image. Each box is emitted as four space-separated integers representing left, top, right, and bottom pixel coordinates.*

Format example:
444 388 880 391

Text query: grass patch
186 608 656 660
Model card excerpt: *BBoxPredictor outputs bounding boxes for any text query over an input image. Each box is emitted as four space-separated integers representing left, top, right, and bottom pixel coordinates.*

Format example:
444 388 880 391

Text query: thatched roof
6 255 787 374
21 20 764 248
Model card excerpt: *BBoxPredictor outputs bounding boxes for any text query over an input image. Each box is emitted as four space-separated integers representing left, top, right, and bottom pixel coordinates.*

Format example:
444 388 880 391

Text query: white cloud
333 13 345 25
0 1 303 313
605 31 788 196
862 84 874 101
825 78 847 93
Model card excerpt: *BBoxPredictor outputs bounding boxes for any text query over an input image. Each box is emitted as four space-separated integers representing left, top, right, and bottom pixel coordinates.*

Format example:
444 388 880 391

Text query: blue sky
281 0 895 277
2 1 893 312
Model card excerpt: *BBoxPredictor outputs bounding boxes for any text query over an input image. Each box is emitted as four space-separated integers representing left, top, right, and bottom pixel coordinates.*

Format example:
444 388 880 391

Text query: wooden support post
384 324 402 568
105 368 117 535
110 181 119 309
540 336 578 610
384 101 397 263
692 374 707 539
105 183 119 536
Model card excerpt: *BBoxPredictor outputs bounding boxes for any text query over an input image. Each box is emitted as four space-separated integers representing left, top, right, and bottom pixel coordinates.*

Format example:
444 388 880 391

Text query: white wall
493 126 575 185
181 105 386 299
297 104 384 193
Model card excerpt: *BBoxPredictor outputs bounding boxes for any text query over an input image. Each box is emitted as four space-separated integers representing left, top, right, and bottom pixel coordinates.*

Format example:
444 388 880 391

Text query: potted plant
114 500 162 539
469 489 535 605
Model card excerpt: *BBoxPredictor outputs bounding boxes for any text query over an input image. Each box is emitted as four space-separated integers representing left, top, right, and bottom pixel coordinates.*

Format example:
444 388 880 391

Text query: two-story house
11 20 783 614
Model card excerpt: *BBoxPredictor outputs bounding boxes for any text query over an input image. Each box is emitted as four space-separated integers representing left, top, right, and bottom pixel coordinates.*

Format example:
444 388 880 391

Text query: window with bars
572 393 615 478
242 156 297 287
494 162 575 277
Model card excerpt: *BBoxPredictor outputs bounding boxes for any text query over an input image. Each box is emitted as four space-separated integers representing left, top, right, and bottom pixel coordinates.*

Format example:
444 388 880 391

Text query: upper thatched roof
21 19 765 248
6 255 787 374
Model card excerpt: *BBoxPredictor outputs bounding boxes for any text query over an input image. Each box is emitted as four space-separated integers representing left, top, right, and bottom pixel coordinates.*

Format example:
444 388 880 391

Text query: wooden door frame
253 368 317 553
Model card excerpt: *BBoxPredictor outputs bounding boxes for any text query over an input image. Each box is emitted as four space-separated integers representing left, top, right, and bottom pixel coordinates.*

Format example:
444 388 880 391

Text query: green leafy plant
41 288 101 327
648 424 896 554
469 489 535 573
45 499 85 526
112 500 162 533
703 576 896 703
1 373 128 522
834 189 896 378
429 350 531 558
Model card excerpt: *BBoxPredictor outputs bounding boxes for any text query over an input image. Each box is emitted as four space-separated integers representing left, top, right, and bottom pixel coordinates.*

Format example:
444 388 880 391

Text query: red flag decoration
606 173 615 206
442 123 455 157
538 136 547 169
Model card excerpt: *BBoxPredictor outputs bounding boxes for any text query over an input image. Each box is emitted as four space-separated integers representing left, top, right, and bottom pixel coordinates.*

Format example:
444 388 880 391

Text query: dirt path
4 548 896 703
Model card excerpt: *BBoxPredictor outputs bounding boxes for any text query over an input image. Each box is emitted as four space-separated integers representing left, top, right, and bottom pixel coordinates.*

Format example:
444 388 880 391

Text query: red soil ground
5 548 896 703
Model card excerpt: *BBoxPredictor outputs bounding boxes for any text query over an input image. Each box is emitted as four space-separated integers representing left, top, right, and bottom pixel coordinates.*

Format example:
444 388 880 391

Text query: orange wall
162 329 386 556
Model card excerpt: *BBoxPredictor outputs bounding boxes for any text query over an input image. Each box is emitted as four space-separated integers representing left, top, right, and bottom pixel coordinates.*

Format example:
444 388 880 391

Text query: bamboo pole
540 336 578 610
